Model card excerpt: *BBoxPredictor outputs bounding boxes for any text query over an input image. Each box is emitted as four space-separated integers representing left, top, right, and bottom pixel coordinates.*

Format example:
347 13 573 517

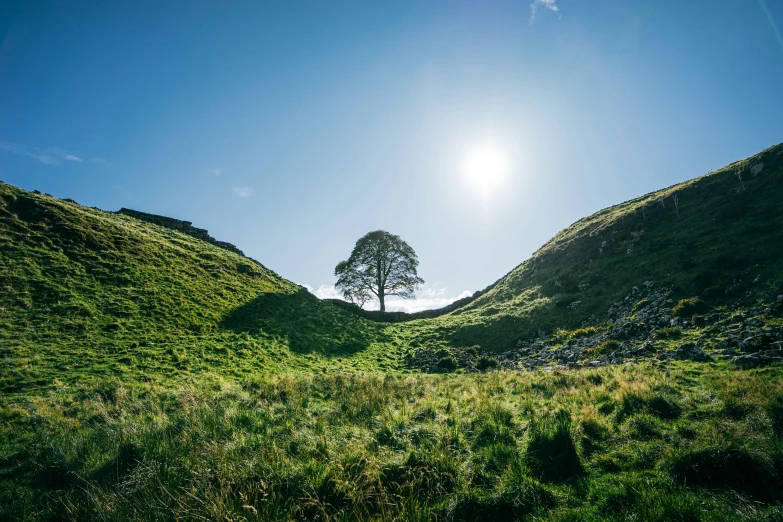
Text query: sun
462 144 509 198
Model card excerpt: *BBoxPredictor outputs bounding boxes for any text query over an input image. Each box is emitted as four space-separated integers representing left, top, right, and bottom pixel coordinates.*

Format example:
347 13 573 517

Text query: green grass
1 143 783 519
2 143 782 385
0 183 400 391
1 364 781 520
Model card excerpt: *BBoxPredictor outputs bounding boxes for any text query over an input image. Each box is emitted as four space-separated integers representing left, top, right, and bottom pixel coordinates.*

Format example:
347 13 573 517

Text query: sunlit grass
2 364 781 520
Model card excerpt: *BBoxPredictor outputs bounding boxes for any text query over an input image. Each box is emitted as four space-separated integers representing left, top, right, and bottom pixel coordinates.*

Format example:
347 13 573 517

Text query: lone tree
335 230 424 312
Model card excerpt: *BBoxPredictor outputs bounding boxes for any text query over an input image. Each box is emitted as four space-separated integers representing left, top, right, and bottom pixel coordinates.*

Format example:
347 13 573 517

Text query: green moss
584 339 620 358
672 298 708 318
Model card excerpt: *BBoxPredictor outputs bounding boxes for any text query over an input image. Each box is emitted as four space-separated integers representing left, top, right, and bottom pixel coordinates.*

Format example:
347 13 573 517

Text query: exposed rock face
118 208 245 256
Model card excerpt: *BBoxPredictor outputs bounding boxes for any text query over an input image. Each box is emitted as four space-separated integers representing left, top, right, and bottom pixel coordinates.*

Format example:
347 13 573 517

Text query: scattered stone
674 343 712 362
731 354 771 369
403 283 781 373
657 343 712 362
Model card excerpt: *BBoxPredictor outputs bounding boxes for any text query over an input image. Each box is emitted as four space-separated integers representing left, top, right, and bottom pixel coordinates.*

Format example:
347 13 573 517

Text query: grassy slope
405 142 783 351
2 144 783 520
0 184 399 391
3 143 782 384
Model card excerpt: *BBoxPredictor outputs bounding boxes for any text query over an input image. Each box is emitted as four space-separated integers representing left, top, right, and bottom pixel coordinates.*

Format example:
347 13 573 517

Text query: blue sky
2 0 782 311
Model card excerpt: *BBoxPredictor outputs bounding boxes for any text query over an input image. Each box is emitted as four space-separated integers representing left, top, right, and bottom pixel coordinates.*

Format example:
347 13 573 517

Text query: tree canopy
334 230 424 312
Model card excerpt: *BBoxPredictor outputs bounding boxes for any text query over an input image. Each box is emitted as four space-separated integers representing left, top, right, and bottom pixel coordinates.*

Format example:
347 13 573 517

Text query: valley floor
2 362 782 521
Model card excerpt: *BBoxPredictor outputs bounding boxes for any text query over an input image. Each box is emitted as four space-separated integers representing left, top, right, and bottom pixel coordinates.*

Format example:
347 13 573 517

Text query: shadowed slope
220 288 376 355
0 183 384 389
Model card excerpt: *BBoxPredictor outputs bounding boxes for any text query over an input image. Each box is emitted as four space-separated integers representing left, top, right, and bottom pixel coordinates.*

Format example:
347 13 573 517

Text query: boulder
658 343 712 362
731 354 772 369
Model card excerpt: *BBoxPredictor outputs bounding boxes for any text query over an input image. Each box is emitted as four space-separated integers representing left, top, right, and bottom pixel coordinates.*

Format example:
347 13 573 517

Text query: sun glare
462 144 509 198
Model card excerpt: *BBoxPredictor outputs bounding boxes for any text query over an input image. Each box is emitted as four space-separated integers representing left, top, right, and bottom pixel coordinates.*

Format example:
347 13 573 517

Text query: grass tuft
525 412 584 483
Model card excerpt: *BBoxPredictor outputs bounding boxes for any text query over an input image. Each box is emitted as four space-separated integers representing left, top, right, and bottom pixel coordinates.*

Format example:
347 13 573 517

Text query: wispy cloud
0 141 104 166
303 284 344 300
530 0 560 24
758 0 783 56
212 168 223 176
232 186 254 198
304 284 473 314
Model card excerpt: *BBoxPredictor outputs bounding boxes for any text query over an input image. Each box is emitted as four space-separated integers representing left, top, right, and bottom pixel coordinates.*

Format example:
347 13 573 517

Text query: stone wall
117 208 245 256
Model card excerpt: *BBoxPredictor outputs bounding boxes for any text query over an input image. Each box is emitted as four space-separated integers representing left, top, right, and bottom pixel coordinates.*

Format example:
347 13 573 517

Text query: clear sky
2 0 782 311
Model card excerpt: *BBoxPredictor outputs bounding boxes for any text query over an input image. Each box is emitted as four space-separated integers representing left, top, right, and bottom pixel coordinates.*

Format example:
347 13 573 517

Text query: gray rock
675 342 712 362
658 343 712 362
731 354 773 369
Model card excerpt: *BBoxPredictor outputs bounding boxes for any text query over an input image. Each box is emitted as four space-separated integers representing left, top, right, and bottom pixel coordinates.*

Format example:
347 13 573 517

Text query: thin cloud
0 141 104 165
530 0 560 24
305 284 473 313
758 0 783 56
212 168 223 176
303 284 344 300
232 186 254 198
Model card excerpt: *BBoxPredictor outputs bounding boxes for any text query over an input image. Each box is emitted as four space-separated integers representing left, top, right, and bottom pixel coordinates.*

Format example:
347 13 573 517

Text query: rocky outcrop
405 283 783 373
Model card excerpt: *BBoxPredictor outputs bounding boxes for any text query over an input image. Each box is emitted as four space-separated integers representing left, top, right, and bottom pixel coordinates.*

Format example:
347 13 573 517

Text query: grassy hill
3 143 782 384
0 184 399 392
402 142 783 354
1 144 783 520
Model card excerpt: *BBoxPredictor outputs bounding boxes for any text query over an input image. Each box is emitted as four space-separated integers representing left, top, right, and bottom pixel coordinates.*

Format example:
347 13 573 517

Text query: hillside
2 146 783 521
403 142 783 365
0 184 397 391
3 143 783 385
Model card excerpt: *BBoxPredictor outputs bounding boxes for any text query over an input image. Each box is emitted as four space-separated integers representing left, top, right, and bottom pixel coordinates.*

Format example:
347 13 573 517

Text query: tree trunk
377 256 385 312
